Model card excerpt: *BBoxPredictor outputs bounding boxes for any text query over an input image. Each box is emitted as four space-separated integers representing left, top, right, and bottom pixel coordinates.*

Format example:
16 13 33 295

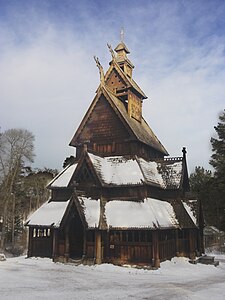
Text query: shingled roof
103 86 168 154
69 85 168 156
48 152 184 190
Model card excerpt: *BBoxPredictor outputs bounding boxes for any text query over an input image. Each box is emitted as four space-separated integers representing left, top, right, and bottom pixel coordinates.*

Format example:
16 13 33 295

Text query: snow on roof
48 164 77 188
77 196 100 228
46 152 182 190
105 198 179 229
182 201 197 225
160 161 183 189
26 200 70 227
89 153 182 189
89 153 144 185
137 158 165 187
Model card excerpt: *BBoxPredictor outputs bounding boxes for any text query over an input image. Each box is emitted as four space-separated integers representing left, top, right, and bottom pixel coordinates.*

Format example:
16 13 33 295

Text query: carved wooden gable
105 69 127 93
75 94 130 145
74 160 97 187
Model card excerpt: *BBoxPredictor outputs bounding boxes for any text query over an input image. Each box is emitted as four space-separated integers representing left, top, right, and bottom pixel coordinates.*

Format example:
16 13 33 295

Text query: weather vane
120 27 125 42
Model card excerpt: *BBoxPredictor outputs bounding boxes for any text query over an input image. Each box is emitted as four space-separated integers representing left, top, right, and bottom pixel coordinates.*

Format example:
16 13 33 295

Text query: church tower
70 40 168 160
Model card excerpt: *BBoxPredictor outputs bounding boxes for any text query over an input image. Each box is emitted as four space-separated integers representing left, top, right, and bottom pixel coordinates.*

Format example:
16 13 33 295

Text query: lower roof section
25 199 70 228
26 195 191 230
104 198 179 229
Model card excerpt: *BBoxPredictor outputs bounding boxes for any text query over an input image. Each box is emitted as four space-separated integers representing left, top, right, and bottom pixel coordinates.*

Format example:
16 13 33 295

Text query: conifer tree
210 109 225 178
210 109 225 230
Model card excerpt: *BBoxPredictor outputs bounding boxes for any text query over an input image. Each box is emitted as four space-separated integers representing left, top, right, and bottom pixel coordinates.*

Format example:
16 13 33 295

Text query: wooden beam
27 227 33 257
152 230 160 268
95 230 102 264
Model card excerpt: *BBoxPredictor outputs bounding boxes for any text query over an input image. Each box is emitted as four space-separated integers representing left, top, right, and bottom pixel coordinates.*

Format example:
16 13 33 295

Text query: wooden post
83 229 86 261
152 230 160 268
189 229 196 260
27 227 33 257
52 229 58 261
105 230 110 262
95 230 102 264
175 229 179 256
65 226 69 262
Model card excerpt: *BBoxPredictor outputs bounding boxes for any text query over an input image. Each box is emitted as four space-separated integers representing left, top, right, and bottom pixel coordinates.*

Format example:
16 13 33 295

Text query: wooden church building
26 40 203 267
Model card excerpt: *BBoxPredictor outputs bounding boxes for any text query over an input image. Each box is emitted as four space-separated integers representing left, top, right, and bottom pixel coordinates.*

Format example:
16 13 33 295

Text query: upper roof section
69 85 168 156
48 151 186 190
106 42 146 99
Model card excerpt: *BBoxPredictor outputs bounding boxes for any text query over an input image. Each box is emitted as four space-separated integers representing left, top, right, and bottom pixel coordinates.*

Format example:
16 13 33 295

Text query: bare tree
0 128 35 249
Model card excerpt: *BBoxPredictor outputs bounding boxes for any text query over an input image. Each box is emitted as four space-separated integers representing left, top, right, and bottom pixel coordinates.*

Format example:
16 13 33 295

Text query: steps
189 255 219 267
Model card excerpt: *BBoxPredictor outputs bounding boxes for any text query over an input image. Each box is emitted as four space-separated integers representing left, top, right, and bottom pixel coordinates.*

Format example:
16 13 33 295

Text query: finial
182 147 187 157
107 43 116 60
94 56 105 84
120 27 125 42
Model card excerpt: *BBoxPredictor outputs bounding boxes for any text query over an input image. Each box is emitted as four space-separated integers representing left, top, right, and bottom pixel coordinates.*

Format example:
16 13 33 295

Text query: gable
71 94 132 146
104 61 147 99
74 159 99 187
105 69 127 93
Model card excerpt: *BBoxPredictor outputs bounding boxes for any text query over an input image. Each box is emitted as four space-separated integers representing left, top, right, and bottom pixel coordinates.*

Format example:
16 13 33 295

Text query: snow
182 201 197 225
89 153 144 185
1 254 225 299
49 163 77 188
105 198 179 229
26 200 70 227
46 153 183 189
138 158 165 187
89 153 182 189
78 197 100 228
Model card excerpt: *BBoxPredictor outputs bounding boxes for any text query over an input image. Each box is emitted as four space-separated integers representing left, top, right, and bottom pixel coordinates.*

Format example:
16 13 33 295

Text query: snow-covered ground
1 254 225 300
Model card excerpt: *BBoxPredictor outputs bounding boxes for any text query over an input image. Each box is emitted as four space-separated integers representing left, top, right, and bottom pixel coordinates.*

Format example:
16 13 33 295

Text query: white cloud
0 1 225 173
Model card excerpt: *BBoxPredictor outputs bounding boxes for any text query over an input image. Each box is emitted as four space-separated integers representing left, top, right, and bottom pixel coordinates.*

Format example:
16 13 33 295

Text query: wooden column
105 230 110 262
152 230 160 268
175 229 180 256
65 226 69 262
52 229 58 261
189 229 196 260
27 227 33 257
83 229 86 260
95 230 102 264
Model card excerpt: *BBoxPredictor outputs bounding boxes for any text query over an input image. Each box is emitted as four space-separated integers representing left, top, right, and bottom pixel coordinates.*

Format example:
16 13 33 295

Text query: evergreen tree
209 109 225 230
189 167 215 227
210 109 225 178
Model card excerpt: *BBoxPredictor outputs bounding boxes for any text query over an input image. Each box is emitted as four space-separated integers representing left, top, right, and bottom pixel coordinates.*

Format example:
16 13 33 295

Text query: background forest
0 129 57 254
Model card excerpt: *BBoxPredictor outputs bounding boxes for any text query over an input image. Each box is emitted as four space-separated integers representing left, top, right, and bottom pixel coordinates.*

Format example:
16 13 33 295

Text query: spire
114 30 134 78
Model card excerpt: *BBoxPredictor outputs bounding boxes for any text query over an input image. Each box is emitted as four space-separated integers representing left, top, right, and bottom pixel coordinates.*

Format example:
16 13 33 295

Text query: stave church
26 39 204 267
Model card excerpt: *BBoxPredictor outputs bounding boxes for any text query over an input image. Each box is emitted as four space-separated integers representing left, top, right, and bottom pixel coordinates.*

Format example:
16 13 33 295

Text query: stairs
189 255 219 267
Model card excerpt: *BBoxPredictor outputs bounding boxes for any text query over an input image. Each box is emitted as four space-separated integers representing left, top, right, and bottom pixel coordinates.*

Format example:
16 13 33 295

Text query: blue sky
0 0 225 173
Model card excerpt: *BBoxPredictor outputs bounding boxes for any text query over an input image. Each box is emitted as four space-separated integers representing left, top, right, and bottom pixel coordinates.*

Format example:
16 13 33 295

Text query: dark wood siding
77 95 129 145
